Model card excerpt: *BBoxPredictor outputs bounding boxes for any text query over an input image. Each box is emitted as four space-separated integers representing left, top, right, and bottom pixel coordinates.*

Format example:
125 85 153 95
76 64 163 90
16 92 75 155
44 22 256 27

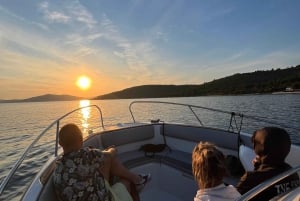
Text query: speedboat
0 100 299 201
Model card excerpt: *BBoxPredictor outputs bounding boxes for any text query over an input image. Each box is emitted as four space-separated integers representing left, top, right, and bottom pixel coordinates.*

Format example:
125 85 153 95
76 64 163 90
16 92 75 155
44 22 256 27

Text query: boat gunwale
237 165 300 200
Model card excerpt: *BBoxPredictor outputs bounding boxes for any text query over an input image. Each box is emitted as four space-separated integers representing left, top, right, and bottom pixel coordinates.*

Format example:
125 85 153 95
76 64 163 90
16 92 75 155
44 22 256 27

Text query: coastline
272 91 300 95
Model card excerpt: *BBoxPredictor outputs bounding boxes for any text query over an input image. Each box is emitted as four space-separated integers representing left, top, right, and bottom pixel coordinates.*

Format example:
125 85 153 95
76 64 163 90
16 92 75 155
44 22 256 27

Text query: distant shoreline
272 91 300 95
1 65 299 103
1 92 300 104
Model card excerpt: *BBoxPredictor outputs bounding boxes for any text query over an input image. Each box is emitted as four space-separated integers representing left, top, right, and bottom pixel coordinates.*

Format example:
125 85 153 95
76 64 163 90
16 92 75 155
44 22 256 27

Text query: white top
194 184 241 201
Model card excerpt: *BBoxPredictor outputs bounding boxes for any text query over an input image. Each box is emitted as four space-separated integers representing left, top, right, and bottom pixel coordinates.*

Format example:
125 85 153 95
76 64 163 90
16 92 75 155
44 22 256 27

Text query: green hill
0 94 82 103
94 85 200 99
22 94 83 102
94 65 300 99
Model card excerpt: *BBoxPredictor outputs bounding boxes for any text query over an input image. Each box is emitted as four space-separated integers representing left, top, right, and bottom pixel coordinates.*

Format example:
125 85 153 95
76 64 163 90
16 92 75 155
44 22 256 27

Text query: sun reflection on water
79 100 90 135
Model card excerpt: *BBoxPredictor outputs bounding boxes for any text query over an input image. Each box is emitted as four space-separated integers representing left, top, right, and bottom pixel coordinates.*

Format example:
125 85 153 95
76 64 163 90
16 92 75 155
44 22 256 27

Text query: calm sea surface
0 95 299 200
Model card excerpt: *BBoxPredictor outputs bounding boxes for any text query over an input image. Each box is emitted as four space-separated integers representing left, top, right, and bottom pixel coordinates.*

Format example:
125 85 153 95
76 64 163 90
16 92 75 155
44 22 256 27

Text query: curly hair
192 141 227 189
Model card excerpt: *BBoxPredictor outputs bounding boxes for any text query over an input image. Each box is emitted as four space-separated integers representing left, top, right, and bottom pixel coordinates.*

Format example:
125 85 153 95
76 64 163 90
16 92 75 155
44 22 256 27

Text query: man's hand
103 145 117 158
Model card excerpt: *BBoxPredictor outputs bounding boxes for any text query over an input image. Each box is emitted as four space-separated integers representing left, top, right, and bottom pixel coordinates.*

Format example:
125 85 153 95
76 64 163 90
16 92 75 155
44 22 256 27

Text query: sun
76 75 91 90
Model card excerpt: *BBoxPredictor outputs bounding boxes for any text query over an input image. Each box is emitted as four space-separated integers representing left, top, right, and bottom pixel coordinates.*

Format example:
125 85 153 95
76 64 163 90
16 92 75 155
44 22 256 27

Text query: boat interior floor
38 148 243 201
122 148 242 201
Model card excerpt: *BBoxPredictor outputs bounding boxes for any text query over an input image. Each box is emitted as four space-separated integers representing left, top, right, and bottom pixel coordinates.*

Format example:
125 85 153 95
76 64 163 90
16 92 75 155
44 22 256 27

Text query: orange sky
1 1 300 99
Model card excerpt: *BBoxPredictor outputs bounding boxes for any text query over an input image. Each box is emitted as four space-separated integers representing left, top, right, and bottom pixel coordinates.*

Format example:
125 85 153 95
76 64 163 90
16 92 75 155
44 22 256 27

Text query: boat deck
122 146 242 201
37 147 242 201
134 163 196 201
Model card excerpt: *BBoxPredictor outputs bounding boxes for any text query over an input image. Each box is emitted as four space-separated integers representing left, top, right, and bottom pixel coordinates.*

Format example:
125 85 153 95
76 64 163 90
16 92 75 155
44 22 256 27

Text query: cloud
100 14 150 73
154 31 169 42
39 1 96 27
113 51 125 58
36 2 167 82
46 11 70 23
67 1 97 28
75 46 98 57
37 1 101 58
65 33 102 45
0 5 49 30
39 2 70 23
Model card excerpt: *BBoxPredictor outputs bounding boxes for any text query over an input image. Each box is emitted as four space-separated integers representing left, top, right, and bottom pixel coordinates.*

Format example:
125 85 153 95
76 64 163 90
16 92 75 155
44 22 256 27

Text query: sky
1 0 300 99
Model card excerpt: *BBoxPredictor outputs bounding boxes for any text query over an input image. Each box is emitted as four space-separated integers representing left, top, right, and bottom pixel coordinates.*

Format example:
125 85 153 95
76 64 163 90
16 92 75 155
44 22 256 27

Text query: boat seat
286 144 300 167
101 125 155 148
163 124 239 151
239 144 255 171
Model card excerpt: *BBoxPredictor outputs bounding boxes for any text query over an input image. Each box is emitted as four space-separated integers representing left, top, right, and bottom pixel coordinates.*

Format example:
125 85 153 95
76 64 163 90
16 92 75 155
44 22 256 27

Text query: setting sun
76 75 92 90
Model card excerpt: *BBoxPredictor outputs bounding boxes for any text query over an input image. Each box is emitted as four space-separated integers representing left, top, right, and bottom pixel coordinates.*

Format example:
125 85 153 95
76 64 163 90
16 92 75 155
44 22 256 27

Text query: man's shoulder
238 167 279 187
257 163 292 175
82 147 103 154
65 147 103 157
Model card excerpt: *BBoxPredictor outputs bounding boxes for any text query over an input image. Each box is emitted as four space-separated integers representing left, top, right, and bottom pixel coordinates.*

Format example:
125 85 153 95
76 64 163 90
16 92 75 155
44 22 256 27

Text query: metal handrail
129 100 243 124
129 100 247 135
236 165 300 200
129 100 300 131
0 104 104 195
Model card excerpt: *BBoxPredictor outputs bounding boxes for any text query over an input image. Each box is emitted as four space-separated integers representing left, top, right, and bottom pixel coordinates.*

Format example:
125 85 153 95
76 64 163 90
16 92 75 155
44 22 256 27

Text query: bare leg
100 149 141 184
110 155 141 183
99 151 141 201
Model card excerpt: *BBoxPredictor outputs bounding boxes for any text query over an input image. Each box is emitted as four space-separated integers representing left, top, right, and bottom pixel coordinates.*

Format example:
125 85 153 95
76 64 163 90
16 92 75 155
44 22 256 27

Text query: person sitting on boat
236 127 300 200
53 123 150 201
192 141 241 201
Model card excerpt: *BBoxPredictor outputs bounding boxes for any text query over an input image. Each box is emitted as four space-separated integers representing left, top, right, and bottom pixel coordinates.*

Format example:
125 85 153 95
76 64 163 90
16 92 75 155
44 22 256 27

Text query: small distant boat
0 100 299 201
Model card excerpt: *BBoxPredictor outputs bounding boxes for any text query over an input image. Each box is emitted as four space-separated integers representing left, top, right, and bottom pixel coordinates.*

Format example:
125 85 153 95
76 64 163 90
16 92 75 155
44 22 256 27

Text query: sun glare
76 75 91 90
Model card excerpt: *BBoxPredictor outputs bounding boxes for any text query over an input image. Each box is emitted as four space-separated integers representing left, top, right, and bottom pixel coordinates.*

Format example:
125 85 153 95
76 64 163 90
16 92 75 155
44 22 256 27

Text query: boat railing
130 100 245 133
0 104 104 196
129 100 300 134
236 165 300 200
